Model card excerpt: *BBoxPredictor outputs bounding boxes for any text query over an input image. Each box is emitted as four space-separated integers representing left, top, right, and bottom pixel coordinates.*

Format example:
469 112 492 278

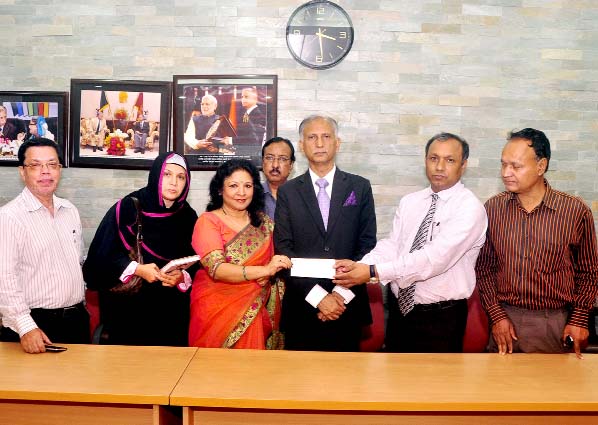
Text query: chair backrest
85 289 101 342
462 286 489 352
360 283 385 352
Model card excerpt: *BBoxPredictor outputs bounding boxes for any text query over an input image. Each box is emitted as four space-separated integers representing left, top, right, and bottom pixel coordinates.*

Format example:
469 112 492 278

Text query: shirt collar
426 181 464 201
308 165 336 186
262 180 273 195
21 186 70 212
507 179 557 211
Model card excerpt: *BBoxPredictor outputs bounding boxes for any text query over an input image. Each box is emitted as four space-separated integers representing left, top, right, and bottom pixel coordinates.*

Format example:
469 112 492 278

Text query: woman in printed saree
83 152 198 346
189 159 291 349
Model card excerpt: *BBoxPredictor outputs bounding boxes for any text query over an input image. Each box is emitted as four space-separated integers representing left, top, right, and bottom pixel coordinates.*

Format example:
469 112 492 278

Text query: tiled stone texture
1 0 597 248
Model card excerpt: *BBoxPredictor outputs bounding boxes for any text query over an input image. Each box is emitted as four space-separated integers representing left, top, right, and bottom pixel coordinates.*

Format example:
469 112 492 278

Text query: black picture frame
173 74 277 170
0 91 68 166
69 79 171 169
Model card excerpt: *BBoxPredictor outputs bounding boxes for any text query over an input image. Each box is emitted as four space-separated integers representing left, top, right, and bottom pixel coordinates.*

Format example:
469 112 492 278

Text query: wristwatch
368 265 379 284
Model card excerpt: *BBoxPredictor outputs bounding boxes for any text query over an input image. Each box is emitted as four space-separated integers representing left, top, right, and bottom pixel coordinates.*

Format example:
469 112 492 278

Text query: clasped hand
135 263 184 287
317 292 346 322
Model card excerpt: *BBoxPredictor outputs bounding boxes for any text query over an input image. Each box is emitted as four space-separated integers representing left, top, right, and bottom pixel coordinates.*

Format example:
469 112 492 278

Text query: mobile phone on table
44 344 67 352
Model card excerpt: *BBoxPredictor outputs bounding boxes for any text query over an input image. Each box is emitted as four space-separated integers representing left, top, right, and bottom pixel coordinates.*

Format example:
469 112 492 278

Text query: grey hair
202 94 218 108
298 114 339 138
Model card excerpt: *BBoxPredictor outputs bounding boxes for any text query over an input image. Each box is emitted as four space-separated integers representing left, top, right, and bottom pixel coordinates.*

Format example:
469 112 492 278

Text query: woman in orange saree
189 159 291 349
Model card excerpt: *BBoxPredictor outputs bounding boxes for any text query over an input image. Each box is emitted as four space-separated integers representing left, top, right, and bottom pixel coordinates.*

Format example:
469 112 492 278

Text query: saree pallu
189 212 284 349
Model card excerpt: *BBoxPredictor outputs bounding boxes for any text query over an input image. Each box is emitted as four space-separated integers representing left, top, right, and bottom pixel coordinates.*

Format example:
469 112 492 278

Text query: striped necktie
397 193 438 315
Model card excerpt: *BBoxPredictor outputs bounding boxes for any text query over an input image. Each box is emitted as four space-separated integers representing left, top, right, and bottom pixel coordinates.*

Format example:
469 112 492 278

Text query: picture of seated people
78 90 162 160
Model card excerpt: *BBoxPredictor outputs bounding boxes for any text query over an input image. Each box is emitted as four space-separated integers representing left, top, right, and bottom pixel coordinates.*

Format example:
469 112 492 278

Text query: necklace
221 206 249 220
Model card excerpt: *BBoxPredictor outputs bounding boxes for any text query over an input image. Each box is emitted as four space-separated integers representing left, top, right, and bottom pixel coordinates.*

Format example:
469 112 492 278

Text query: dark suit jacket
274 168 377 351
0 121 17 141
236 105 266 149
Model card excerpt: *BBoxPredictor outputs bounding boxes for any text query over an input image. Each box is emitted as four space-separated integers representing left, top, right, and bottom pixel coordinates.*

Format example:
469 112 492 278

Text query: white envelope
290 258 335 279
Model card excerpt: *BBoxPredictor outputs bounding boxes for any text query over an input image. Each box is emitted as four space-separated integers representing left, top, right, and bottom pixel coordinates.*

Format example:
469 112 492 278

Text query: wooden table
0 342 197 425
171 349 598 424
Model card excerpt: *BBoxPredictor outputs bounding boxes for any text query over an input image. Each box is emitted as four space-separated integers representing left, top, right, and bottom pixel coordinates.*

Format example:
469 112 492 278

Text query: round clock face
286 1 354 70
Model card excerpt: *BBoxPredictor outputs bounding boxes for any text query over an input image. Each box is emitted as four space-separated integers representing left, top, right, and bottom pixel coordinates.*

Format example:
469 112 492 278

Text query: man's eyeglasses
263 155 291 164
22 162 62 171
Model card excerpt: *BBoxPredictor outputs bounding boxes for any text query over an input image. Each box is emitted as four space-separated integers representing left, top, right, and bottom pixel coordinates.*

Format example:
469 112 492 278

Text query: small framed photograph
173 74 277 170
0 91 68 166
69 79 171 169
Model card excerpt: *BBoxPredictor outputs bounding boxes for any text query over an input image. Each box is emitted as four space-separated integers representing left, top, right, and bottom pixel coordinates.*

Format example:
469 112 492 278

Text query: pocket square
343 191 358 206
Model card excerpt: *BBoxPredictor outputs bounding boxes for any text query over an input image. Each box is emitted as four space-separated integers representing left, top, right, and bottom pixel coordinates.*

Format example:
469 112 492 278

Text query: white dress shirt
361 181 487 304
0 187 85 336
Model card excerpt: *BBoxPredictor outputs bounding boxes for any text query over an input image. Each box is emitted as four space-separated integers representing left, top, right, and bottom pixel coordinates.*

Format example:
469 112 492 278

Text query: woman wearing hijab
83 152 198 346
189 159 291 349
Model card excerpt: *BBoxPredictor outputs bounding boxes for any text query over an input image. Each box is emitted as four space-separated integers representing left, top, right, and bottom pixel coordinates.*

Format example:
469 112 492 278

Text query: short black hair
425 132 469 161
206 159 265 227
261 137 295 163
17 137 61 166
507 128 551 171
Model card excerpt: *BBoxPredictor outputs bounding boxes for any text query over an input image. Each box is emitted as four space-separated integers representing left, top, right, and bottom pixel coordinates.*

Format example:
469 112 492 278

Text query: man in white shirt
334 133 487 352
0 138 89 353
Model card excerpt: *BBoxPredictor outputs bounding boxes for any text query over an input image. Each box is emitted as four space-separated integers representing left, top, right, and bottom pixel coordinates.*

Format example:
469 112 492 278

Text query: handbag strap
130 196 143 264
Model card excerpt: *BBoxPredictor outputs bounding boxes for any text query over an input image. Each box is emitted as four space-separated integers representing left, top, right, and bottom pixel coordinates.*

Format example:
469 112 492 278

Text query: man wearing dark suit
0 106 18 141
133 111 150 154
274 115 377 351
234 87 266 156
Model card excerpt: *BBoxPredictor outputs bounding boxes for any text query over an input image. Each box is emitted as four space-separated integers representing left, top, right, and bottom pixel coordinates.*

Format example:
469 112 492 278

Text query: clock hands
316 28 336 41
317 27 324 58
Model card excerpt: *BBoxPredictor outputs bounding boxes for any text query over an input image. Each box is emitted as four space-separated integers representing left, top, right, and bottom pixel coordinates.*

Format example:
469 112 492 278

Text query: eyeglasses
263 155 291 164
22 162 62 171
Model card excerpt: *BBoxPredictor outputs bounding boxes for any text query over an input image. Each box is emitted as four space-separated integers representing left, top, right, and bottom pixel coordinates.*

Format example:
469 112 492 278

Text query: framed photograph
173 74 277 170
0 91 68 166
69 79 171 169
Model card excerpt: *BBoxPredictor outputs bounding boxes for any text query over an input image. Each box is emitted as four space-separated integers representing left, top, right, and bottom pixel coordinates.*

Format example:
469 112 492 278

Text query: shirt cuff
15 314 38 338
305 284 329 309
177 270 193 292
333 285 356 304
568 307 590 328
120 261 138 283
487 303 508 325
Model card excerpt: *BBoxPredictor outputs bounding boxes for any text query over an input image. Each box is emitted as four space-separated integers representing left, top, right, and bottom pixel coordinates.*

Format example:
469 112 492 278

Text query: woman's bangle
242 266 249 281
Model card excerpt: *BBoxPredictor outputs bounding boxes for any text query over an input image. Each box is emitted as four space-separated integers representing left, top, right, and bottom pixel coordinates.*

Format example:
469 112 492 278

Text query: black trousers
385 286 468 353
0 302 90 344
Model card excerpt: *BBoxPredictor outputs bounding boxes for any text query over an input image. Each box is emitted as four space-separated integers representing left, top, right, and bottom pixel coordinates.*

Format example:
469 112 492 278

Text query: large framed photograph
69 79 171 169
0 91 68 166
173 75 277 170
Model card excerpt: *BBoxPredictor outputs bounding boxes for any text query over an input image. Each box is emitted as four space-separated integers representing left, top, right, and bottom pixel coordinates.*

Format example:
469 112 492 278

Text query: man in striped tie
476 128 598 358
333 133 488 352
0 138 89 353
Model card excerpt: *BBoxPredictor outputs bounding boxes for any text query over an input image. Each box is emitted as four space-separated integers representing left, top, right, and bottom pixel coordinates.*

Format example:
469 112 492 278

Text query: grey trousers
487 304 568 353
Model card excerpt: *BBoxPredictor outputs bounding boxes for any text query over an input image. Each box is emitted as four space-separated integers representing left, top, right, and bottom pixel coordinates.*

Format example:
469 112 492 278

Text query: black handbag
110 197 144 294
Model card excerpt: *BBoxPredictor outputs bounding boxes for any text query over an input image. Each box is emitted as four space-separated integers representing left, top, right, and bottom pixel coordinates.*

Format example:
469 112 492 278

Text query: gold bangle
242 266 249 281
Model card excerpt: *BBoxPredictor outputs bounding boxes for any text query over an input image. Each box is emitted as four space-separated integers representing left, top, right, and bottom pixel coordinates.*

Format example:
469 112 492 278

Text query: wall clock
286 0 354 70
